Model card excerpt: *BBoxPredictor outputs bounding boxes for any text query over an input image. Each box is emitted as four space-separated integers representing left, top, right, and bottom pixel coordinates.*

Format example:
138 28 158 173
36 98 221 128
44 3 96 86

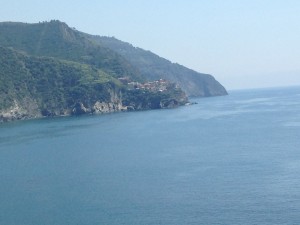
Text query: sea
0 86 300 225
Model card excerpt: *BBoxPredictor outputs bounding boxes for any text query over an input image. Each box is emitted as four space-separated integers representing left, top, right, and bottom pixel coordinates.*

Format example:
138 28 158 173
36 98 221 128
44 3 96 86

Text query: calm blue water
1 86 300 225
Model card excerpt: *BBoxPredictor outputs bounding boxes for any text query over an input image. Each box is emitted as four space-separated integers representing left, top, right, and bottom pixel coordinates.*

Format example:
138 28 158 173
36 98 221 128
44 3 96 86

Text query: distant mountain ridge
87 36 227 97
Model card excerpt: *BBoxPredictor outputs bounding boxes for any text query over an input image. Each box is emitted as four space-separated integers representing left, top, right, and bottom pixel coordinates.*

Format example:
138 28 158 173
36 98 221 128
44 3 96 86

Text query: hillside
0 46 188 122
87 36 228 97
0 20 142 81
0 20 227 97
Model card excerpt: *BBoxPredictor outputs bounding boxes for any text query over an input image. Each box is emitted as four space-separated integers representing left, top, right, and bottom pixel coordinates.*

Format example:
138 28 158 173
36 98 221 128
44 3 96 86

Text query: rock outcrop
0 98 41 122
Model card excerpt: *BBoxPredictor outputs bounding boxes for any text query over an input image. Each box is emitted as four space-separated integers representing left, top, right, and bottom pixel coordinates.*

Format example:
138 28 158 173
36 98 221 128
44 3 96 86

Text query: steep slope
0 46 122 121
87 36 228 97
0 20 142 81
0 20 227 97
0 46 188 122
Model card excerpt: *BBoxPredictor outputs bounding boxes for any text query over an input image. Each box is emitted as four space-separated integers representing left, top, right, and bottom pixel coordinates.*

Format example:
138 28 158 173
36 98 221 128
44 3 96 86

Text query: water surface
1 86 300 225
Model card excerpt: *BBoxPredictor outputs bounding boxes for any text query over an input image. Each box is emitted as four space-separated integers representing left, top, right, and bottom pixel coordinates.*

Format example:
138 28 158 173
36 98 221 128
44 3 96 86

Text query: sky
1 0 300 90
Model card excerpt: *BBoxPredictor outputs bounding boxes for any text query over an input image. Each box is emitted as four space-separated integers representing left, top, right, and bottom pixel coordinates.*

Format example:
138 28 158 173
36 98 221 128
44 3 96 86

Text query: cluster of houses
118 77 176 92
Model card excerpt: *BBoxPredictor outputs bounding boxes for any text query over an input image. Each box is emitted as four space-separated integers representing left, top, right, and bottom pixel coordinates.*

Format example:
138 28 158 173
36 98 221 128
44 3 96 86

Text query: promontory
0 20 227 122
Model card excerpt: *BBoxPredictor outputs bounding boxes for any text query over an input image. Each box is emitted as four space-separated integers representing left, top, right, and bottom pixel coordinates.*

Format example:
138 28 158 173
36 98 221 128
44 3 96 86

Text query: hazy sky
1 0 300 90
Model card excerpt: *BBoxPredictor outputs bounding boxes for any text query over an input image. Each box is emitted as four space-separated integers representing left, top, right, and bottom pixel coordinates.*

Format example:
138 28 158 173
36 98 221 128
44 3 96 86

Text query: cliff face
0 86 188 122
0 99 41 122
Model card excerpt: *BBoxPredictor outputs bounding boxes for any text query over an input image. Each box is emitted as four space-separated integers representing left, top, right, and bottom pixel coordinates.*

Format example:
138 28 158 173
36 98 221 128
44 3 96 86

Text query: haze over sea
1 86 300 225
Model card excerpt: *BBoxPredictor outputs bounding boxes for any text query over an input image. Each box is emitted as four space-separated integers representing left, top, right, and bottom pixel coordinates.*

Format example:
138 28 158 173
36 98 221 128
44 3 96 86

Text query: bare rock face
92 101 127 113
0 99 41 122
0 101 26 122
72 89 128 115
72 102 89 115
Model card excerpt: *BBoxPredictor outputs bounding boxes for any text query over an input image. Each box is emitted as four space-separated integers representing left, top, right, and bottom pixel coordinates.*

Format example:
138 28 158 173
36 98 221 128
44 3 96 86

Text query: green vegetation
123 87 187 110
0 46 123 115
0 20 227 97
0 20 142 81
0 21 189 122
88 36 228 97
